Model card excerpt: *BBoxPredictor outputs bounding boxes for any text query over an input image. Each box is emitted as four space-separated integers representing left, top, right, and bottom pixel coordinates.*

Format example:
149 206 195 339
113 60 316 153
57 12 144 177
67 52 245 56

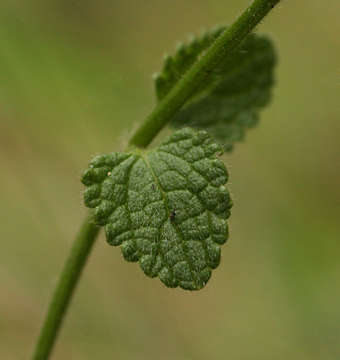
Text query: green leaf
82 128 232 290
154 26 276 151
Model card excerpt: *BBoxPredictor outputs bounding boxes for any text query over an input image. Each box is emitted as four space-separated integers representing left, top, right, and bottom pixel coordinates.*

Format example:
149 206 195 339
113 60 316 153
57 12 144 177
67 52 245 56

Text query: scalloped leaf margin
82 128 232 290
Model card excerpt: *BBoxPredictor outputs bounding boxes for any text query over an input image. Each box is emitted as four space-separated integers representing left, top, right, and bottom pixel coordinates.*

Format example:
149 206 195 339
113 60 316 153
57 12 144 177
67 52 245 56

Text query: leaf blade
82 128 232 290
154 27 277 151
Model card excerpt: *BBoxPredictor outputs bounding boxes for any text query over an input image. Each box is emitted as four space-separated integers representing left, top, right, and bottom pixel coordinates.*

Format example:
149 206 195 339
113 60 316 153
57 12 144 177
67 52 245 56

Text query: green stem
32 0 280 358
32 216 100 360
129 0 281 148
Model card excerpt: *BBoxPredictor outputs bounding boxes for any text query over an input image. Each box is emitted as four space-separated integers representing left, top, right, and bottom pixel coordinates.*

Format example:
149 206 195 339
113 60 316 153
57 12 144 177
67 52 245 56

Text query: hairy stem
129 0 281 148
32 0 280 358
32 216 99 360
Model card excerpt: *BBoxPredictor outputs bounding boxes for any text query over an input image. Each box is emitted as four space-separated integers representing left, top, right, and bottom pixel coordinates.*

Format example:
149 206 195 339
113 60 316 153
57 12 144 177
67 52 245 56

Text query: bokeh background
1 1 339 359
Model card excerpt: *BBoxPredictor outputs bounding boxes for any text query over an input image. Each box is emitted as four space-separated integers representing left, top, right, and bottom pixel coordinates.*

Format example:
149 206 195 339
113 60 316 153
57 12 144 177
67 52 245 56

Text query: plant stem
32 1 280 358
32 216 99 360
129 0 281 148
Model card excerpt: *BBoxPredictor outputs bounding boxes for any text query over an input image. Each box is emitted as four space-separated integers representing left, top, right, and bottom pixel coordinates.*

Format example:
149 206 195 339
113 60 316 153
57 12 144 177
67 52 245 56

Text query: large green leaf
154 26 277 151
82 128 232 290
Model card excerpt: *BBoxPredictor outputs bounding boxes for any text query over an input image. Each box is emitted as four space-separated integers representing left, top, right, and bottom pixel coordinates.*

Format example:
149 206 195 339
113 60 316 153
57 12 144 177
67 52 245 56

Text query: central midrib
139 152 198 287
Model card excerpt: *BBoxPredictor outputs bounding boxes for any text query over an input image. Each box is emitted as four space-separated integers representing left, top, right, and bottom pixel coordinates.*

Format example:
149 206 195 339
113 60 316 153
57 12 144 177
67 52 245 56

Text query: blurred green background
1 1 339 359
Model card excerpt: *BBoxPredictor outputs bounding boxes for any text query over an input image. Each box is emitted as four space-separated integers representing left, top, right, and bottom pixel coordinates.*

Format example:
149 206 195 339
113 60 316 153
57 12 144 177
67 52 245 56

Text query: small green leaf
82 128 232 290
154 26 276 151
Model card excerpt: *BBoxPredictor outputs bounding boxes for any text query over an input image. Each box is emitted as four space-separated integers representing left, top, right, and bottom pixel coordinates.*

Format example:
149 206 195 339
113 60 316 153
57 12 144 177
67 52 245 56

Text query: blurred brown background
1 1 339 359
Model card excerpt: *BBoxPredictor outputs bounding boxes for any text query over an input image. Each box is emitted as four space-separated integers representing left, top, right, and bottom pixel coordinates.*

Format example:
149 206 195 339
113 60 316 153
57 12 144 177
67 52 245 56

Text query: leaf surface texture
82 128 232 290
